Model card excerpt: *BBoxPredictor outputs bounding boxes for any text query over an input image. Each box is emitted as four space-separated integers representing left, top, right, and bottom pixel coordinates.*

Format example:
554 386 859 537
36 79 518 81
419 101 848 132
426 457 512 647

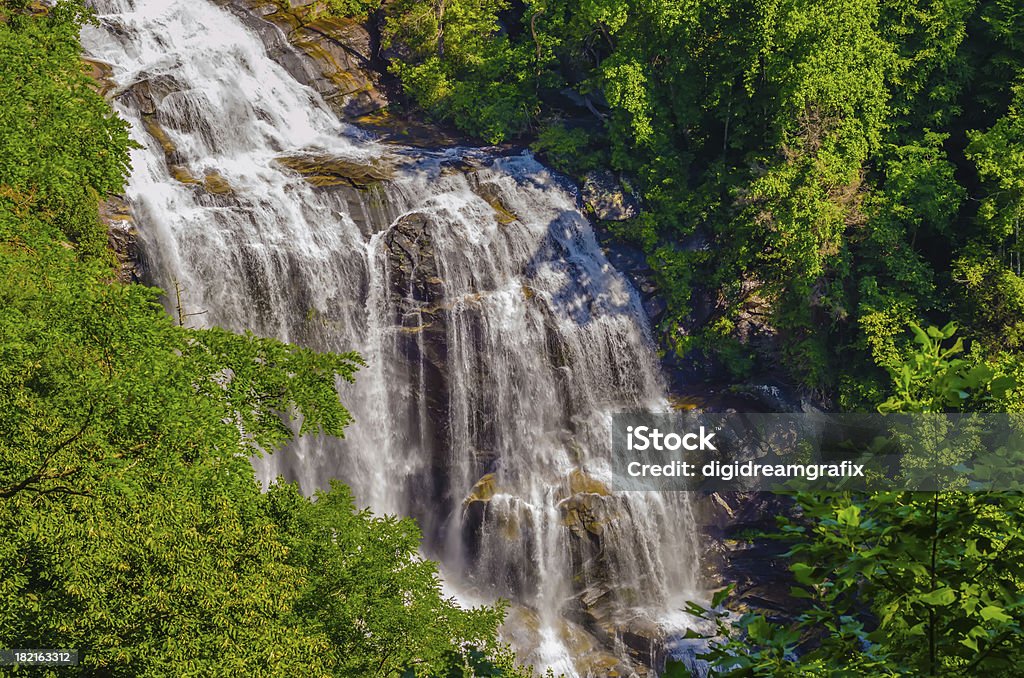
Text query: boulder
621 617 667 672
582 170 640 221
117 73 183 116
276 152 393 189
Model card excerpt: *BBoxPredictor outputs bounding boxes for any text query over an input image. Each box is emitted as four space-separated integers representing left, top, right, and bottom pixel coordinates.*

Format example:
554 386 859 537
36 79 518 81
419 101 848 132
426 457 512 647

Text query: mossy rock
354 108 464 148
203 171 234 195
568 468 611 497
397 321 436 335
144 118 178 157
168 165 234 196
276 153 393 189
170 165 201 185
99 195 133 224
559 493 606 536
463 473 498 505
474 182 518 225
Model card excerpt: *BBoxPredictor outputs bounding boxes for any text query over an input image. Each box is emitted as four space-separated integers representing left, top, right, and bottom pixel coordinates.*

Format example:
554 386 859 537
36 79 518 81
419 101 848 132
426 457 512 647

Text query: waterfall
82 1 702 673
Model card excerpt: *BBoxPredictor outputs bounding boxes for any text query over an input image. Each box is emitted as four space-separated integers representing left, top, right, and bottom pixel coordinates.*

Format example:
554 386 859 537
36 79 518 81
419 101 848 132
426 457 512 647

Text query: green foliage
0 0 133 258
323 0 379 20
878 322 1015 413
680 326 1024 676
965 81 1024 265
380 0 538 142
529 121 603 175
265 481 517 676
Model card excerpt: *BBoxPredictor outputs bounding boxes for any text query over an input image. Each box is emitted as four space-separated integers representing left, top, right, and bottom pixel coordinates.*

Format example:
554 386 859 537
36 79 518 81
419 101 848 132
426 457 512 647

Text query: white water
82 0 702 673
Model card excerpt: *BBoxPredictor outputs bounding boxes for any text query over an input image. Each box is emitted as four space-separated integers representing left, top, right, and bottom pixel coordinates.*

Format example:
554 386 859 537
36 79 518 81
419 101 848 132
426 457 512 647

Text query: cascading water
82 0 703 673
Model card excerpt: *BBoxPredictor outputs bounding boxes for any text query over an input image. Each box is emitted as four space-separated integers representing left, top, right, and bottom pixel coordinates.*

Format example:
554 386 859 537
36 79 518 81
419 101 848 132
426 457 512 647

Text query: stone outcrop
83 58 143 280
101 195 143 284
224 0 466 146
582 170 640 221
115 75 241 203
221 0 389 119
381 212 453 533
700 491 806 621
501 606 640 678
276 152 394 188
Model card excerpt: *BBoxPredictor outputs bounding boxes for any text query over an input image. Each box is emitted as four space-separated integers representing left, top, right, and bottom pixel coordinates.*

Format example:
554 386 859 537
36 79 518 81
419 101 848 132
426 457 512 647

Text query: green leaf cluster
678 326 1024 676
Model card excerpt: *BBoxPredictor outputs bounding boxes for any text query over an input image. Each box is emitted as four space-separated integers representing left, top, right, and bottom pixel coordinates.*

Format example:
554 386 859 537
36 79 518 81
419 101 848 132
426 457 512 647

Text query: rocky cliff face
220 0 389 119
219 0 464 146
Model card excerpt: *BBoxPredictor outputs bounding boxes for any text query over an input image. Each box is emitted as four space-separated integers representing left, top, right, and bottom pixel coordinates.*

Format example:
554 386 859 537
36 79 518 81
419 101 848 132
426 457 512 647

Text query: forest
1 0 1023 675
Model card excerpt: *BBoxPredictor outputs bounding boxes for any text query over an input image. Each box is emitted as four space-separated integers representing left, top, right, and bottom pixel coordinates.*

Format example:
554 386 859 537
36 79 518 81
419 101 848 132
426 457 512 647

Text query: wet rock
559 492 609 538
565 590 665 677
698 491 805 622
382 212 453 535
101 195 142 283
83 58 116 99
461 494 540 598
276 152 393 189
223 0 389 119
464 473 498 505
567 468 611 497
473 181 518 225
502 606 640 678
621 617 667 672
118 74 183 116
582 170 640 221
169 165 200 185
167 164 234 197
202 170 234 195
142 117 177 156
383 212 446 307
